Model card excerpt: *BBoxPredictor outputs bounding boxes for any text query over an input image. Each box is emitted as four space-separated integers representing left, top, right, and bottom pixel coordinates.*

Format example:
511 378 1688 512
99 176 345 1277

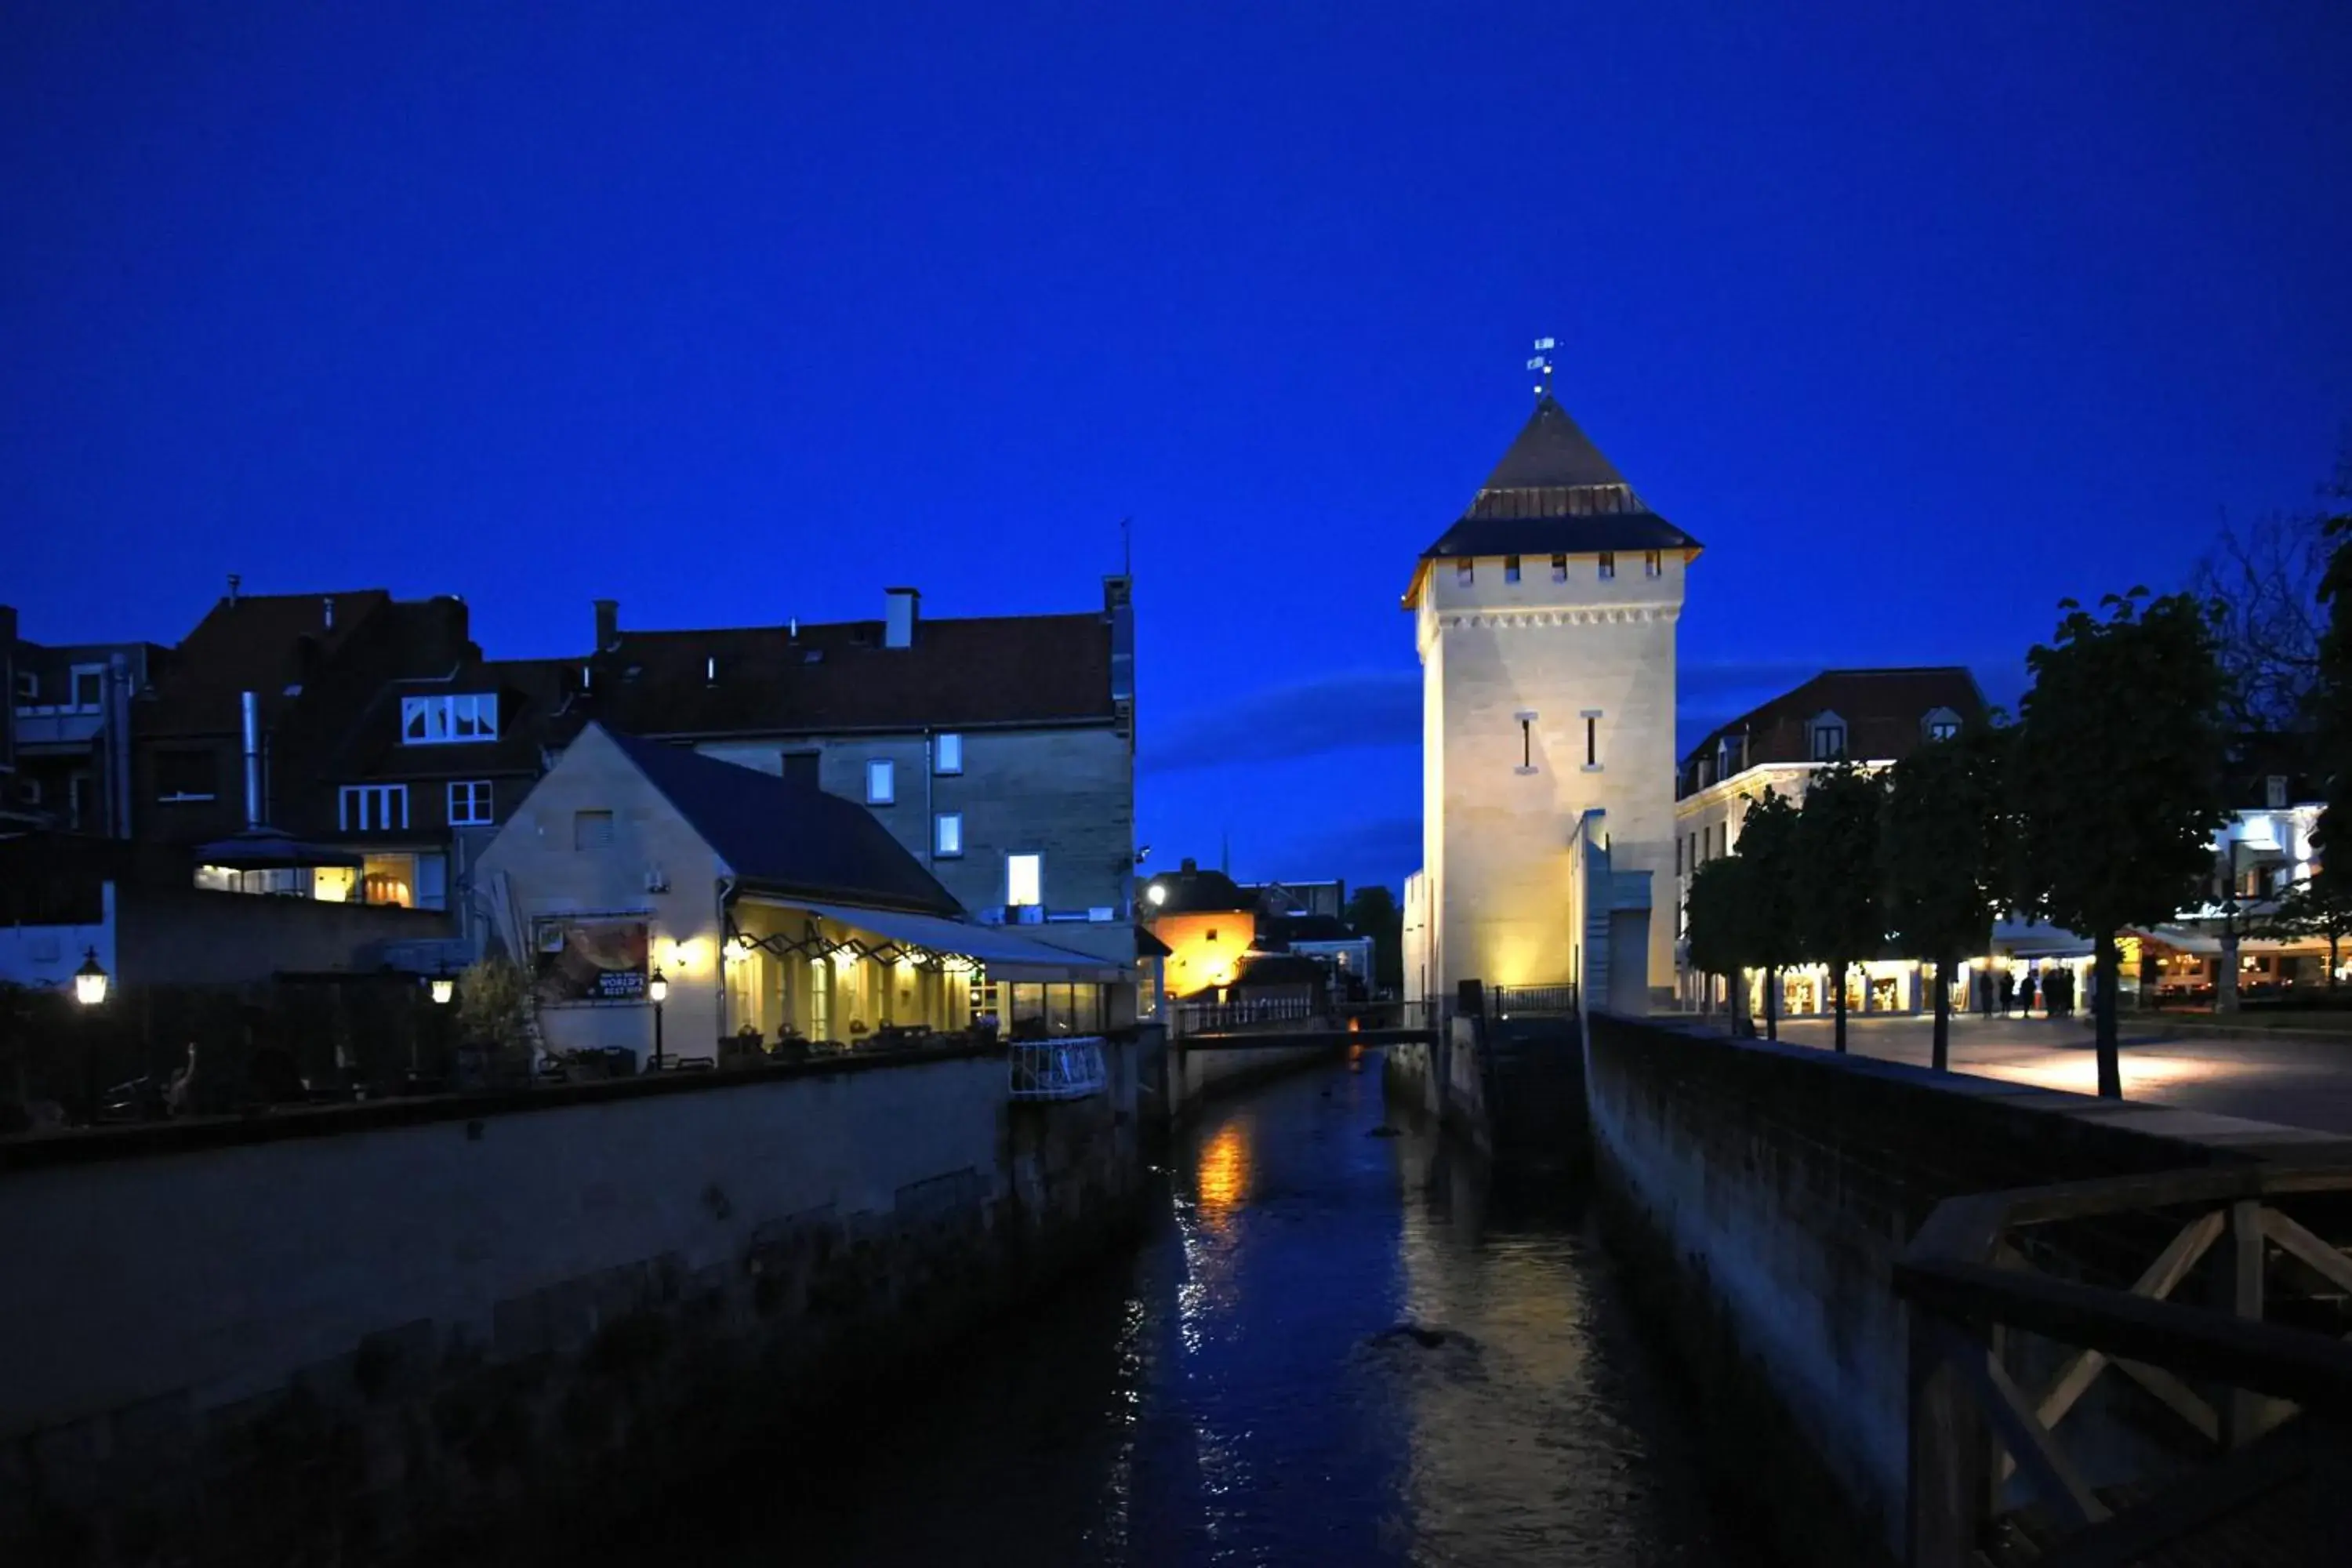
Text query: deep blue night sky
6 3 2350 893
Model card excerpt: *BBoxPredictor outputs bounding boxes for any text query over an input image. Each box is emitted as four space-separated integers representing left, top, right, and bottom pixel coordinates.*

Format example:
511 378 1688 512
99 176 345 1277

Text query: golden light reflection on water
1195 1121 1253 1232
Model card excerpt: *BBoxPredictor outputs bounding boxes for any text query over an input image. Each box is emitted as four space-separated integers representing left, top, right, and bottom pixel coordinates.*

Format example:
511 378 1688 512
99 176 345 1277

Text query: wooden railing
1894 1163 2352 1566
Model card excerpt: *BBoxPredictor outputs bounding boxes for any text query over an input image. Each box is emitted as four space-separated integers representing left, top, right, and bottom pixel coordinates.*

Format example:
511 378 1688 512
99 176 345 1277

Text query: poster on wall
532 916 650 1004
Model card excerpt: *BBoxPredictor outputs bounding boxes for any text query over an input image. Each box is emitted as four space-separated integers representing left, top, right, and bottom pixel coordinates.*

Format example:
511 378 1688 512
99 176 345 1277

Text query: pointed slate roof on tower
1476 395 1630 492
1403 392 1701 608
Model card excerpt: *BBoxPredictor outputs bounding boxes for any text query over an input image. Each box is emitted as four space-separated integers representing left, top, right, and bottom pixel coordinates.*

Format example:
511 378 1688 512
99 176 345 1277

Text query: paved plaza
1756 1013 2352 1138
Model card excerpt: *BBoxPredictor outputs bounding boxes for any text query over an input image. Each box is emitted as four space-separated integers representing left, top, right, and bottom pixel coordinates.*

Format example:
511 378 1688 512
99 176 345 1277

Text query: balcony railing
1488 983 1578 1018
1007 1036 1107 1102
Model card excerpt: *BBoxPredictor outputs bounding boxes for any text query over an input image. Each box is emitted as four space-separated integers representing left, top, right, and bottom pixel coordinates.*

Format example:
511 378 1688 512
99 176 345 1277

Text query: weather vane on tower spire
1526 336 1557 401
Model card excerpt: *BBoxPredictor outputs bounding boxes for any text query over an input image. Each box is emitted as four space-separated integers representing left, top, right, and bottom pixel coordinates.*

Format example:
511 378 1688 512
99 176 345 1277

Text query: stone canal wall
1580 1012 2347 1563
1381 1018 1488 1145
1160 1037 1343 1125
0 1041 1145 1566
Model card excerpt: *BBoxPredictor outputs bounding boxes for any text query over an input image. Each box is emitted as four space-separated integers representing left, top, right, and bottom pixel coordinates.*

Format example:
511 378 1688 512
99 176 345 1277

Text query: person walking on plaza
2017 967 2038 1018
1998 969 2016 1018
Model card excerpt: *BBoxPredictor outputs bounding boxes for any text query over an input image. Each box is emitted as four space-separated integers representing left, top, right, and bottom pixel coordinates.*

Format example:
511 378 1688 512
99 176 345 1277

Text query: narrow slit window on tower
1581 710 1603 771
1504 554 1521 583
1645 550 1663 577
1456 559 1474 586
1513 710 1537 775
1598 553 1617 580
1550 554 1567 583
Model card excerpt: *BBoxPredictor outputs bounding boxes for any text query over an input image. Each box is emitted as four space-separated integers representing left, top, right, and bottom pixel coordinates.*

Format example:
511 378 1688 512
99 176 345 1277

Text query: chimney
241 691 263 829
1180 857 1198 874
594 599 619 652
884 587 920 650
226 574 241 606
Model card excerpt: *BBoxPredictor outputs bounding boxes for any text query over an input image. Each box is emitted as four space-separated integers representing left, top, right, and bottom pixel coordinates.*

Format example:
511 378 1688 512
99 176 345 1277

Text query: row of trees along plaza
1686 456 2352 1099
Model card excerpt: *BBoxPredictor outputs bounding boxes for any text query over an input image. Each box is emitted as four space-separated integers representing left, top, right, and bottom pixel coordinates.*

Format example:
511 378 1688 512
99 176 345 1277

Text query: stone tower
1401 394 1698 1011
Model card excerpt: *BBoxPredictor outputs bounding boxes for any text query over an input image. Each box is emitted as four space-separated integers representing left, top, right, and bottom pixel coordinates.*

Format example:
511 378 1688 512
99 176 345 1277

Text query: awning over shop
771 899 1129 982
2135 925 2223 956
1987 918 2092 959
193 828 365 871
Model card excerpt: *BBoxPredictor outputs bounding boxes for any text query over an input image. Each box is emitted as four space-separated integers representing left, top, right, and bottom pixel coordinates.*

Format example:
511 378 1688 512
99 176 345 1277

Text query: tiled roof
561 612 1114 738
1476 396 1630 492
1682 668 1988 777
1145 863 1254 915
602 727 962 916
1406 395 1700 606
143 591 396 736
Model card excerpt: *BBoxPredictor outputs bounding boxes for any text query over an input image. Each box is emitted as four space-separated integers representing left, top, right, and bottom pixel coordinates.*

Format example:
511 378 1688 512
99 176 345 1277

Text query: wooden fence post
1907 1314 1986 1568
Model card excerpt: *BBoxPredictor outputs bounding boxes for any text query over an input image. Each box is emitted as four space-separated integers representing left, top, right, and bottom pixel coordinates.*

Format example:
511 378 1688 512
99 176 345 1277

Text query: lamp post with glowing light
648 965 670 1072
418 962 455 1080
73 948 109 1124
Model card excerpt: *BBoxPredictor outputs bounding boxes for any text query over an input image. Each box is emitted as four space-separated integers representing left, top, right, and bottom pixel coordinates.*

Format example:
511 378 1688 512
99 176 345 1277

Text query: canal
624 1054 1758 1566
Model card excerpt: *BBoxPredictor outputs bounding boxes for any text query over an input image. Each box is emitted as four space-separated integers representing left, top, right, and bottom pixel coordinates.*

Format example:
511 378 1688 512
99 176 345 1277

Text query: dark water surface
630 1058 1757 1566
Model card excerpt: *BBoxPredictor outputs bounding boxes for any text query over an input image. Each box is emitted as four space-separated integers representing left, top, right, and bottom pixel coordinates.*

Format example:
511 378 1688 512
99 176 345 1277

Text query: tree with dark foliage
1730 787 1804 1041
1794 763 1886 1054
1882 724 2008 1070
2013 591 2228 1096
1683 854 1755 1033
1342 884 1405 995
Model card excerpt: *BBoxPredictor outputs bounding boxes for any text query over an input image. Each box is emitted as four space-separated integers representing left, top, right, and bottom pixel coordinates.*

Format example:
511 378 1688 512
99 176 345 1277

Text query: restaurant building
473 724 1127 1064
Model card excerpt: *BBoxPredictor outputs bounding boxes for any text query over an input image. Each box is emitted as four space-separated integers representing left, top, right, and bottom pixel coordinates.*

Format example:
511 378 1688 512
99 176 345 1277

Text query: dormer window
1810 712 1847 762
401 693 499 745
1922 706 1962 743
1719 734 1744 776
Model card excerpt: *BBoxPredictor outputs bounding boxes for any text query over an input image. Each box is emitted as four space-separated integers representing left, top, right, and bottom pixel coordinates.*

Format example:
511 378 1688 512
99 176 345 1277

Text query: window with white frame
71 665 105 712
935 811 964 857
400 693 499 745
1811 714 1847 761
448 780 494 826
1007 851 1042 908
935 733 964 775
339 783 409 832
866 758 895 805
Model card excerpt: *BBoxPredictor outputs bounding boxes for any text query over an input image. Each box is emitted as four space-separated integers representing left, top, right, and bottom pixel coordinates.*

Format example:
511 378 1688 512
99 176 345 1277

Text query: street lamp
648 965 669 1071
72 948 108 1124
427 964 456 1007
73 948 109 1008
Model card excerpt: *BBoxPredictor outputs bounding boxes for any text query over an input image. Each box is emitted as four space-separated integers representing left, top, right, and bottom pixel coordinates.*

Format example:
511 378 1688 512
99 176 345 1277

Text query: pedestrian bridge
1166 984 1577 1048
